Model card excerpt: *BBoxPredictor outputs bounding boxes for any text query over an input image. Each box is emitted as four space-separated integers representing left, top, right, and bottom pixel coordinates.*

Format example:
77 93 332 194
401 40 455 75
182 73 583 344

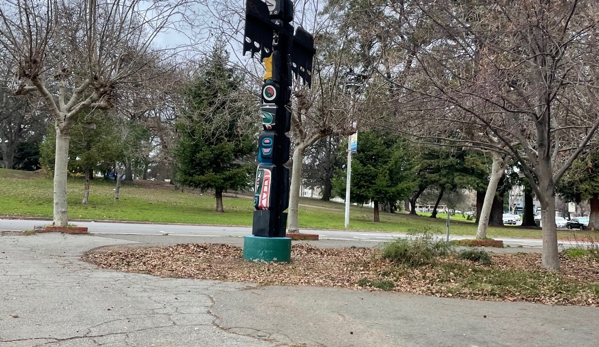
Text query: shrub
371 279 395 291
565 248 588 259
357 278 395 291
382 233 453 267
406 226 443 235
562 233 599 261
458 249 492 265
357 277 370 287
454 239 504 248
585 243 599 261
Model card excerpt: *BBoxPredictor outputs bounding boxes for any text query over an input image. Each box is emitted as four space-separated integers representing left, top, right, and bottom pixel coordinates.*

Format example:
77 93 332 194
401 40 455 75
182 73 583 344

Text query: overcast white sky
148 0 322 69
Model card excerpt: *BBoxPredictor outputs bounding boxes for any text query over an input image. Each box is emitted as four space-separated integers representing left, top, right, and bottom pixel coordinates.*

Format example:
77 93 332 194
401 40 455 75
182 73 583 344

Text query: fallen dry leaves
83 243 599 307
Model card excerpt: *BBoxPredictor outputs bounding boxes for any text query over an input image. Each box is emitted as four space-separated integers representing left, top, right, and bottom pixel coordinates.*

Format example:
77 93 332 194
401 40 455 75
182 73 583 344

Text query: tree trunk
489 193 505 226
288 145 306 233
2 152 14 170
404 199 410 212
521 191 537 227
82 167 91 204
0 142 15 169
125 161 133 181
475 190 485 224
532 48 560 270
588 194 599 231
321 177 332 201
321 137 334 201
539 188 559 270
373 200 380 222
142 161 150 180
430 189 444 218
114 165 123 199
534 144 559 270
215 189 224 212
53 126 70 227
409 187 426 215
476 152 506 239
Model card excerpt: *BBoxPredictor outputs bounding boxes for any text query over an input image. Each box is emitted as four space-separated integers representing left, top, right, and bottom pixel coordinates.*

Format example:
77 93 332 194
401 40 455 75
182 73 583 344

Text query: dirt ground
84 242 599 307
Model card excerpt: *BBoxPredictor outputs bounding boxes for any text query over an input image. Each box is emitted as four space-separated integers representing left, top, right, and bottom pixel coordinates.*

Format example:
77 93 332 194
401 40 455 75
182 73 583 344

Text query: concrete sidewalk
1 233 597 347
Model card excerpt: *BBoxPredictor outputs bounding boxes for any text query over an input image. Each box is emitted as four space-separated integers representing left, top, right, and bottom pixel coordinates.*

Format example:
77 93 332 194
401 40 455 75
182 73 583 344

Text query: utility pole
242 0 315 262
344 83 358 229
345 127 357 228
344 136 352 228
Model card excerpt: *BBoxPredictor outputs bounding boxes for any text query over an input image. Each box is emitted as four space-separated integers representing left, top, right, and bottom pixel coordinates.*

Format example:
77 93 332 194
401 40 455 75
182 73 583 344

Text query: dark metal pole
250 0 293 238
242 0 314 260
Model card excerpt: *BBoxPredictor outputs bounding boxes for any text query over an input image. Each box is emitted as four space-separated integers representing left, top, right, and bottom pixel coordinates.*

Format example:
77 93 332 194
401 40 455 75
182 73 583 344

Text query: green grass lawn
0 168 590 240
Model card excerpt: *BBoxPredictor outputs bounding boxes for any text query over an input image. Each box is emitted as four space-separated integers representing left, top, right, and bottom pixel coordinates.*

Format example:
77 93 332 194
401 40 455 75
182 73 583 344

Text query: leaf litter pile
84 243 599 307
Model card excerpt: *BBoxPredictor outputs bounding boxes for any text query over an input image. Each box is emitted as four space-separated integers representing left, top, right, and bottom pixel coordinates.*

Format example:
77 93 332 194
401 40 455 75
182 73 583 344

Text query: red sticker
263 85 277 101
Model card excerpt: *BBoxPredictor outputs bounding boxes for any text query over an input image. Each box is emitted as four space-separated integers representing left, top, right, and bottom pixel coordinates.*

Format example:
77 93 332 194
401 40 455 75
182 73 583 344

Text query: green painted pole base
243 235 291 263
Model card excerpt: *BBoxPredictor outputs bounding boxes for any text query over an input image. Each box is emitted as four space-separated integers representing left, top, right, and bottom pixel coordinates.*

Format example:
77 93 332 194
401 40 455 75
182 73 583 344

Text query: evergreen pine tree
174 45 256 212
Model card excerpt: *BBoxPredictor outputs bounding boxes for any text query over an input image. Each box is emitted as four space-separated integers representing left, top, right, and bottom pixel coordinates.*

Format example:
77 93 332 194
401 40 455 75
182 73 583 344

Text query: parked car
555 217 568 228
579 217 589 227
567 217 588 230
502 213 519 225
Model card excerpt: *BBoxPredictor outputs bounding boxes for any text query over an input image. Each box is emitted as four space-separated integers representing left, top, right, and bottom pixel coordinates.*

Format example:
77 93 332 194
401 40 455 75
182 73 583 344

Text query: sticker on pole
256 168 272 210
265 0 276 12
262 84 277 102
261 103 277 130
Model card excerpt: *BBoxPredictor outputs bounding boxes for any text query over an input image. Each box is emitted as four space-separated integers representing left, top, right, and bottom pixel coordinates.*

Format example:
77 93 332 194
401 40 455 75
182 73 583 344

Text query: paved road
0 218 549 248
1 232 598 346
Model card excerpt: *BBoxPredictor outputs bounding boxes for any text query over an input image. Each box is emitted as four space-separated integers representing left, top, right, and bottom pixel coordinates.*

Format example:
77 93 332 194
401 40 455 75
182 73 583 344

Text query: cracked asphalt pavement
1 233 598 347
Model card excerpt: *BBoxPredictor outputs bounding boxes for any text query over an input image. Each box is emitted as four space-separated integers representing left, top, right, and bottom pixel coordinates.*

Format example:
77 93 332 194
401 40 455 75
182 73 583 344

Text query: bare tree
397 0 599 270
286 0 415 232
197 0 380 232
302 135 343 201
287 71 361 232
0 0 189 226
0 57 46 169
0 86 35 169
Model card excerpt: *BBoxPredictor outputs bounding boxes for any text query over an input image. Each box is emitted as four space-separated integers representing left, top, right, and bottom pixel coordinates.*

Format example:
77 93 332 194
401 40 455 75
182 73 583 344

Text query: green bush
563 237 599 261
458 249 492 265
357 277 395 291
382 233 453 267
565 248 588 259
357 277 370 287
586 244 599 261
406 226 443 235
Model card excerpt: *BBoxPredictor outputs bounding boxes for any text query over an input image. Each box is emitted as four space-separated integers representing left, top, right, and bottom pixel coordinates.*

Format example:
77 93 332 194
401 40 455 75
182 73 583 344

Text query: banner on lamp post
349 132 358 154
568 202 576 213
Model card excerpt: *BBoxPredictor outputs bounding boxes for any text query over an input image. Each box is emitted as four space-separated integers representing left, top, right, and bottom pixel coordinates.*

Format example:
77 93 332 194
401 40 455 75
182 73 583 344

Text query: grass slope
1 168 592 239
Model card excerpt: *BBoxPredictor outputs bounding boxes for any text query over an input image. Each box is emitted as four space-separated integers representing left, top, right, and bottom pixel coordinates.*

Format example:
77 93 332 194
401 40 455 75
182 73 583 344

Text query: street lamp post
344 134 352 228
344 83 359 228
344 122 357 228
